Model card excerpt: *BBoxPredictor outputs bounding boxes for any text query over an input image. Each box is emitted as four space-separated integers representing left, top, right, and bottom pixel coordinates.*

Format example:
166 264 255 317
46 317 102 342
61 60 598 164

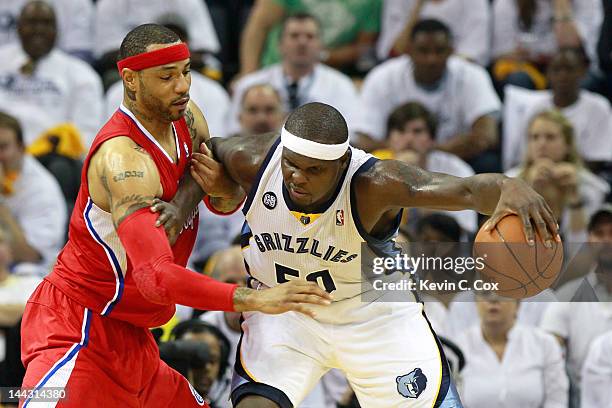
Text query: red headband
117 43 190 74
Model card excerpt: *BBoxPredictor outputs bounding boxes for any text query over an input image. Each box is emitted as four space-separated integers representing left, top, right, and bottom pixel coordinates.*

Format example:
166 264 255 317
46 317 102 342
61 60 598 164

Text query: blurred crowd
0 0 611 407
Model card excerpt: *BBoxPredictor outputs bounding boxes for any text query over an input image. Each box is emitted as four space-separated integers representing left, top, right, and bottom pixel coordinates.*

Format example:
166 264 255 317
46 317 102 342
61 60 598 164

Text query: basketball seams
474 215 563 299
495 225 543 292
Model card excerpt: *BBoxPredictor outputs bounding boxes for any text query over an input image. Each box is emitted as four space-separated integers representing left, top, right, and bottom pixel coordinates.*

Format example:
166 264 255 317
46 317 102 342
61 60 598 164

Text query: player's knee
235 395 281 408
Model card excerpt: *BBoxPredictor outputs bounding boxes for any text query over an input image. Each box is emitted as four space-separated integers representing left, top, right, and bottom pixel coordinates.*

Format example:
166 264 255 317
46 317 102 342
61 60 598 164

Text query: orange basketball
473 214 563 299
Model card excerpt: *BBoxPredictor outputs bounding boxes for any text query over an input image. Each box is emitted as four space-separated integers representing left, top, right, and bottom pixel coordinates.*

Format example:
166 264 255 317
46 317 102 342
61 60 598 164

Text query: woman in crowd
456 293 568 408
506 109 609 242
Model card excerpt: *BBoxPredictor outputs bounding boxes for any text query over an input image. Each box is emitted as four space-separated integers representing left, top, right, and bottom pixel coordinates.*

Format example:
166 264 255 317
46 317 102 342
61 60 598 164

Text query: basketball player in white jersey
154 102 559 407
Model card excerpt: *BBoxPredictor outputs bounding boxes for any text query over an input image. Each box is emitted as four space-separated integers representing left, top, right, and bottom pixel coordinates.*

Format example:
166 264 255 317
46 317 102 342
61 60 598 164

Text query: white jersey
241 139 410 323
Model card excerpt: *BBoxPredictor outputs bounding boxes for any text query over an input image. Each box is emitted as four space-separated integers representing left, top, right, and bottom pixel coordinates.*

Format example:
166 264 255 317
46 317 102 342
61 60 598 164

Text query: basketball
473 214 563 299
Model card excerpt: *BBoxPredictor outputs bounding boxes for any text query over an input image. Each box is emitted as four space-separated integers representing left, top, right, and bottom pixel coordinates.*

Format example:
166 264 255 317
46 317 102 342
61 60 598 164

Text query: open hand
235 280 333 319
483 178 559 247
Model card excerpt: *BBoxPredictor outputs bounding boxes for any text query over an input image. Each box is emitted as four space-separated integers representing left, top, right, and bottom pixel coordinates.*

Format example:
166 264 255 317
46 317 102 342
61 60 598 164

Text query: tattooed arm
87 136 161 227
182 101 245 212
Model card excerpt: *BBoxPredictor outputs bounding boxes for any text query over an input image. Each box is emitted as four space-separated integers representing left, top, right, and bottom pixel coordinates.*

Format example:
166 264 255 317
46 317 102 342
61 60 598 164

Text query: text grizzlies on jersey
252 232 358 263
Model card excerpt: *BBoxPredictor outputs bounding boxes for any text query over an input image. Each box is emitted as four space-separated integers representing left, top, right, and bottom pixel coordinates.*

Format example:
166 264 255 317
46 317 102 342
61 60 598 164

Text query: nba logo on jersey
183 142 189 157
336 209 344 226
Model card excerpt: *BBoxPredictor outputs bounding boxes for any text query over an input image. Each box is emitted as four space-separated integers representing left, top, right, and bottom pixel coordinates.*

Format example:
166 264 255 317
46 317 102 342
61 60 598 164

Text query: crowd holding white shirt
0 0 94 57
226 63 359 137
581 331 612 408
377 0 491 66
354 55 501 142
457 324 568 408
5 155 67 276
541 303 612 395
0 42 104 147
93 0 219 58
503 85 612 171
491 0 603 68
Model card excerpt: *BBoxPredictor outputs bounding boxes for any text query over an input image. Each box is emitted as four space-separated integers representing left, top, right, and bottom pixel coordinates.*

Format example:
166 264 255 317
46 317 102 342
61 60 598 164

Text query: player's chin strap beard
281 127 349 160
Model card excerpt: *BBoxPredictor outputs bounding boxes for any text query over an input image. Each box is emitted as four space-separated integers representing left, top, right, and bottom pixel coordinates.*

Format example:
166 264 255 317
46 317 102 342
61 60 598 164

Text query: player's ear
122 69 138 95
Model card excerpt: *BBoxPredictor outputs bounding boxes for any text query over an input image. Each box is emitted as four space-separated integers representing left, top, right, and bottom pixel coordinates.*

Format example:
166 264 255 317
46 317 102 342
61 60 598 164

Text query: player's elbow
131 260 173 305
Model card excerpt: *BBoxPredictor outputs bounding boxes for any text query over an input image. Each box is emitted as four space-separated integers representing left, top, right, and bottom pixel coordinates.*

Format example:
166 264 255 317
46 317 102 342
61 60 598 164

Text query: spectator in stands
554 205 612 302
354 19 501 174
491 0 602 93
105 16 230 137
94 0 220 88
457 293 568 408
0 112 66 277
598 0 612 102
377 0 491 66
372 102 477 234
227 12 359 136
503 47 612 170
581 331 612 408
236 84 285 137
506 110 609 243
412 213 464 336
200 246 247 370
0 1 104 148
170 320 231 408
0 227 41 382
541 207 612 407
0 0 94 61
239 0 380 76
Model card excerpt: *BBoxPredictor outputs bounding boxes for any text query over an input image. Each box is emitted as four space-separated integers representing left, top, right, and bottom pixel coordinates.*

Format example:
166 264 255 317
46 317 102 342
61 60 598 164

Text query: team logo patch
262 192 277 209
397 368 427 399
336 209 344 226
300 215 311 225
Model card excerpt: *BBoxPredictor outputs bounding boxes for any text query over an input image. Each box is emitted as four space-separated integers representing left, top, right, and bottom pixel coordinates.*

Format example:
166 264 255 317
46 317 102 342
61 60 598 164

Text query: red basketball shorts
19 280 209 407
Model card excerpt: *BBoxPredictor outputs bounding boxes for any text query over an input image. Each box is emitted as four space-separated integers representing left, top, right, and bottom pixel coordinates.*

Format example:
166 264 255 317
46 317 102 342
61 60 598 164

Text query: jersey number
275 263 337 293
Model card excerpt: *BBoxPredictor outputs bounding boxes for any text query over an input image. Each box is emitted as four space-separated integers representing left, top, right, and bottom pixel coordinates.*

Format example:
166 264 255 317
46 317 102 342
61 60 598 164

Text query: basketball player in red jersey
19 24 331 408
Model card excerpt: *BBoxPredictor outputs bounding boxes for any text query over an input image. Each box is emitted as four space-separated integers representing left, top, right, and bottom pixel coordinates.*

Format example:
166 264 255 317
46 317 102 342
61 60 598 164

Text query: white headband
281 127 349 161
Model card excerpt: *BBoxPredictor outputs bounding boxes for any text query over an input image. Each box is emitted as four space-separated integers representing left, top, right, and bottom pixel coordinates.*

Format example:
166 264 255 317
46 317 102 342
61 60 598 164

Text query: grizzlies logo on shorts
397 368 427 399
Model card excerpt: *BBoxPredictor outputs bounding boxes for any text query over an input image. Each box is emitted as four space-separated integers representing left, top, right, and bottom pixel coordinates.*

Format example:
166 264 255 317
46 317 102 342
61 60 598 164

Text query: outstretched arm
91 137 331 315
359 159 559 245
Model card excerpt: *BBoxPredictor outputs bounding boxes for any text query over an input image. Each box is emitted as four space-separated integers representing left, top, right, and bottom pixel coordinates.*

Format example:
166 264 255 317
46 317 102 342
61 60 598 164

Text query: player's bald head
119 23 181 60
284 102 348 145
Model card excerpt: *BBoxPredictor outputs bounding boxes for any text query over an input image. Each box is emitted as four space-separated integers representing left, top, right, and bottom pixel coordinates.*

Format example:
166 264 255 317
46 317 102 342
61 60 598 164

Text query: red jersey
46 105 199 328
